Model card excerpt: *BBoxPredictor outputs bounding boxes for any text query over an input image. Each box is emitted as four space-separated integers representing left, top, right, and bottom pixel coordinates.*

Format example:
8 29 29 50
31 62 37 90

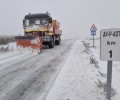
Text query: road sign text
103 31 120 37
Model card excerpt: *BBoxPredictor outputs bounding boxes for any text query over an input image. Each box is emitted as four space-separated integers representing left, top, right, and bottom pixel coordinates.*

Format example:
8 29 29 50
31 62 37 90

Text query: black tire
55 40 60 45
49 41 54 48
55 37 61 45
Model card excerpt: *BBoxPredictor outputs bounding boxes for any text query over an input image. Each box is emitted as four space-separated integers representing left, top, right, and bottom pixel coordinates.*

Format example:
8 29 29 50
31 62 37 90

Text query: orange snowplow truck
15 12 62 52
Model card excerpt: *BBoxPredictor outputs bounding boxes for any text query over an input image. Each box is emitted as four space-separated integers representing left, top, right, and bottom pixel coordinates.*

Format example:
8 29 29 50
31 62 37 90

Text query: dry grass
95 79 117 97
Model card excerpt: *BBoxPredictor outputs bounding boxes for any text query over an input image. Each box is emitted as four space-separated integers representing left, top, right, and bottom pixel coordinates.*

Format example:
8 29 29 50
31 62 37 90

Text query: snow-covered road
0 39 74 100
1 38 120 100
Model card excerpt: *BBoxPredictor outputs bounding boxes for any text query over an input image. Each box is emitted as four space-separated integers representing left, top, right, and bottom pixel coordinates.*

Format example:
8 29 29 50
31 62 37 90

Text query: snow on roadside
87 37 119 100
0 42 38 58
0 42 21 60
0 42 38 68
0 42 18 61
46 39 105 100
0 42 16 53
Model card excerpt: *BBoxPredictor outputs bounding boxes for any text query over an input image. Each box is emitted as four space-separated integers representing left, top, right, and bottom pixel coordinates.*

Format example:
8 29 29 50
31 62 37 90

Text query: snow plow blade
15 36 42 53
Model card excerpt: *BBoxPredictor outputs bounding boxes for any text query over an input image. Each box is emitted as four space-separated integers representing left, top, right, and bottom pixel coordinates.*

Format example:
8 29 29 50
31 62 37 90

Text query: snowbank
46 39 105 100
0 42 16 53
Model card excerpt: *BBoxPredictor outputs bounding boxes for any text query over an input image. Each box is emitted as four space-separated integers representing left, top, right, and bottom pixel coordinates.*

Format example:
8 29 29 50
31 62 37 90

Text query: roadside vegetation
0 35 15 53
0 35 15 45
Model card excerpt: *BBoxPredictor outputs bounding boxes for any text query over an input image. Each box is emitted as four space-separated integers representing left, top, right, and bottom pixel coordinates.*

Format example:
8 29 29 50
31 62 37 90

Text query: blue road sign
91 30 96 35
90 24 97 36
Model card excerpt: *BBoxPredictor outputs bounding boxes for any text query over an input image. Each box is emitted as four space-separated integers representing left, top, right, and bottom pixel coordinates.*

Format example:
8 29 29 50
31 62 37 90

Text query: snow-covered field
0 38 120 100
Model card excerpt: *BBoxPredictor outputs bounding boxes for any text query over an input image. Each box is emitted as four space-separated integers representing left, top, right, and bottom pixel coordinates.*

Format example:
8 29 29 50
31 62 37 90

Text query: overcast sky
0 0 120 39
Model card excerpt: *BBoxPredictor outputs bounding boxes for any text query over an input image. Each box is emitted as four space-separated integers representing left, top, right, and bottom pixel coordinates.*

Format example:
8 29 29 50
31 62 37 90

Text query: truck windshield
24 18 48 26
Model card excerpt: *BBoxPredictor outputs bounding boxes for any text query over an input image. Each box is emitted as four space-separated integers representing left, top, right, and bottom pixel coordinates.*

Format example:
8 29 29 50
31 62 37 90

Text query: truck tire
55 41 60 45
55 38 61 45
55 37 61 45
49 41 54 48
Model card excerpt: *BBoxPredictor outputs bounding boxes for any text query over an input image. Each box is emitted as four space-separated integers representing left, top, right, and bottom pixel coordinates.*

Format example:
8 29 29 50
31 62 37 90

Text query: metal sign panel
90 24 97 35
90 24 97 31
100 28 120 61
91 31 96 36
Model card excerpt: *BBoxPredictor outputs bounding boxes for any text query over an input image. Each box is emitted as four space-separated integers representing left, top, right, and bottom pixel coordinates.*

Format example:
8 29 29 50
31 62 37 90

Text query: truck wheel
55 37 61 45
55 41 60 45
49 41 54 48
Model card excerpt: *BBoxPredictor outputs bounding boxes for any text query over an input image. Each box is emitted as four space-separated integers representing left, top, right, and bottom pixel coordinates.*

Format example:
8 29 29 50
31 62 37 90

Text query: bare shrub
82 41 91 54
83 48 91 54
95 79 106 89
0 36 15 45
98 71 106 78
0 46 9 53
95 79 117 97
111 88 117 97
90 55 99 68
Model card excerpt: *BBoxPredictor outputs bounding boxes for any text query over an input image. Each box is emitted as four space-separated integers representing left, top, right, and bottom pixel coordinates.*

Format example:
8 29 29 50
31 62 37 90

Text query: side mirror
23 20 25 28
49 18 52 23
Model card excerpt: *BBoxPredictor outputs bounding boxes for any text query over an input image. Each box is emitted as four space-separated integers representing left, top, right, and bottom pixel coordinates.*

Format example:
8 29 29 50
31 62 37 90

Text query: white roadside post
90 24 97 47
100 28 120 100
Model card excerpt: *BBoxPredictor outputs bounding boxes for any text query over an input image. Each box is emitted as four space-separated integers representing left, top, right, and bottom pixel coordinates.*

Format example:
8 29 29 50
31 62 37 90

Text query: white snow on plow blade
16 45 40 54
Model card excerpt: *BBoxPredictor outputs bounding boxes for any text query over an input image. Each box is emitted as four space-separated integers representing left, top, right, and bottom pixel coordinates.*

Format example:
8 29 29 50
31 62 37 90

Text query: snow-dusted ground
45 38 120 100
0 38 120 100
88 38 120 100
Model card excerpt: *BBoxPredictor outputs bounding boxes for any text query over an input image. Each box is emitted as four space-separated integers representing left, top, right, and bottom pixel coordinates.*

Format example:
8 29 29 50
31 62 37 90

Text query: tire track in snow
0 52 22 61
0 53 37 72
0 39 74 100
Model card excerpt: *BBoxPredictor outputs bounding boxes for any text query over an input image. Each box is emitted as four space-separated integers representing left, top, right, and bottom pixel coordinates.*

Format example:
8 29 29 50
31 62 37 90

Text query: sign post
93 35 94 46
100 28 120 100
90 24 97 47
107 61 112 100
